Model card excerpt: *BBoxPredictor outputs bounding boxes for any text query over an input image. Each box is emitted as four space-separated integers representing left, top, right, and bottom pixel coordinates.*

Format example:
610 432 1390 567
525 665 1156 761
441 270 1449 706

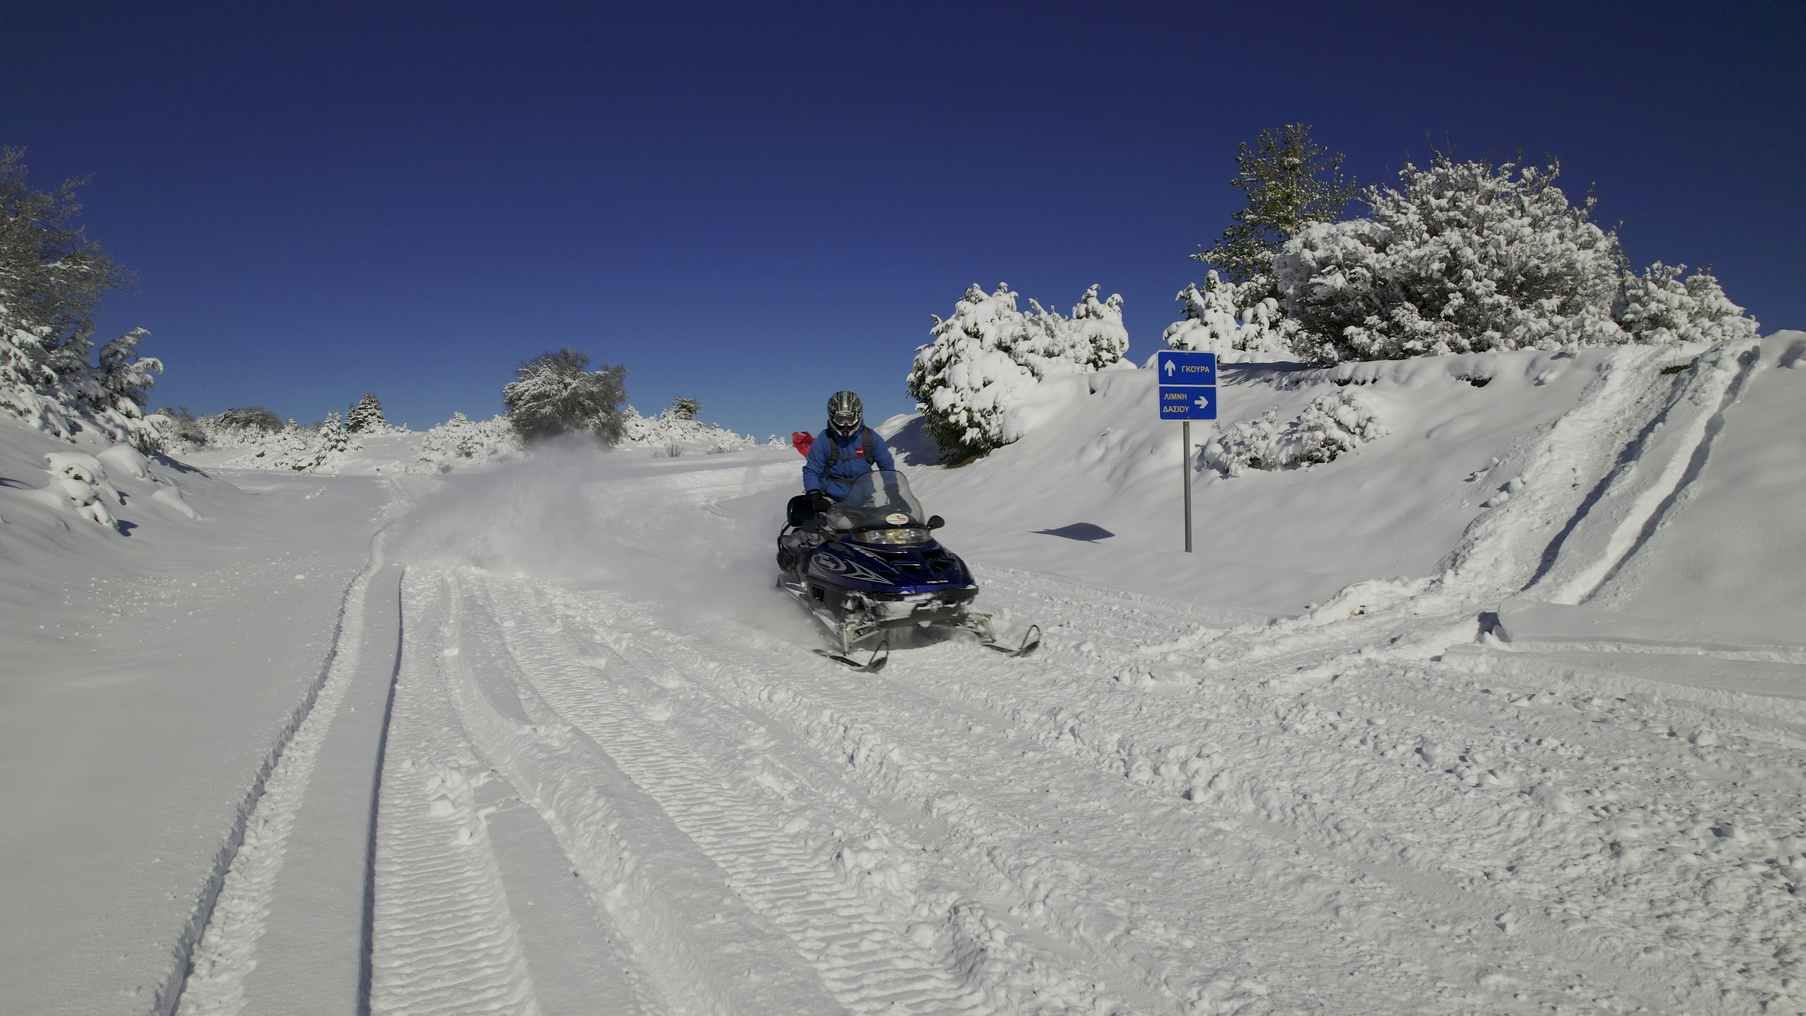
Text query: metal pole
1182 419 1193 553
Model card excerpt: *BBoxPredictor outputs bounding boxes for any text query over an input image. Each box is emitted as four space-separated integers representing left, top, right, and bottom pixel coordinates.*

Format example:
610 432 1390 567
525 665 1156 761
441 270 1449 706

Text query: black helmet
827 390 863 438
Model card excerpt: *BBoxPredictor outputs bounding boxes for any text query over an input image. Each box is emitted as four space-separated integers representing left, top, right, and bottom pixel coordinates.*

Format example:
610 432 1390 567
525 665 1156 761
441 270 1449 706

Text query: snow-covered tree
97 327 162 406
0 149 123 384
668 396 700 420
150 406 208 448
215 406 284 432
1 304 54 426
908 284 1030 459
1274 156 1629 360
908 283 1131 459
502 349 628 445
1617 262 1760 346
1161 271 1299 360
1042 284 1131 371
346 392 386 433
1195 124 1357 284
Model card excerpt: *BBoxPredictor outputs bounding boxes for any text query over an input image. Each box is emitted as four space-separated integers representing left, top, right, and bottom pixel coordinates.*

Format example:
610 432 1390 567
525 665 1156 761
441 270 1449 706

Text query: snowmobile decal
810 548 892 586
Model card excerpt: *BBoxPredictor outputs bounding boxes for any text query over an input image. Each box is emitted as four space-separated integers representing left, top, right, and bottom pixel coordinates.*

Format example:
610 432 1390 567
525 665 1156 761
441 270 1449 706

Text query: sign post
1154 350 1218 553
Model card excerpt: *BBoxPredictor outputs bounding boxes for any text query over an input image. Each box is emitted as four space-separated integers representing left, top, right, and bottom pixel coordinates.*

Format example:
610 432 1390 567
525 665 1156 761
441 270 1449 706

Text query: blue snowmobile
777 470 1040 671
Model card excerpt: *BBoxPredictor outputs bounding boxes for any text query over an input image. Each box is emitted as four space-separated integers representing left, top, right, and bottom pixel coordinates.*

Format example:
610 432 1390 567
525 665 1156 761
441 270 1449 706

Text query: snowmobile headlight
858 527 929 546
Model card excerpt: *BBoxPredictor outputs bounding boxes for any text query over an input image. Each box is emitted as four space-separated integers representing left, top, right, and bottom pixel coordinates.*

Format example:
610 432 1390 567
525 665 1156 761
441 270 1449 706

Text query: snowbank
886 340 1771 616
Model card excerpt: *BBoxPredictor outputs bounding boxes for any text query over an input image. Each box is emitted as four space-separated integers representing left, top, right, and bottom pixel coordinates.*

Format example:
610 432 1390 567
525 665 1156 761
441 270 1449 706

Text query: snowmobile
776 470 1040 672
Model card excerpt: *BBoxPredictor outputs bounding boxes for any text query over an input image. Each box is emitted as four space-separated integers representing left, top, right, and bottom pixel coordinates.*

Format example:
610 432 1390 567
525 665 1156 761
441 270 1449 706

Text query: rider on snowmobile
802 390 897 514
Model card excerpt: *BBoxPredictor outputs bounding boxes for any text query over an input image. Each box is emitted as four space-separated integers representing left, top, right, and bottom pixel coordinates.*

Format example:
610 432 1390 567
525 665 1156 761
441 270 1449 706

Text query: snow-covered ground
4 332 1803 1014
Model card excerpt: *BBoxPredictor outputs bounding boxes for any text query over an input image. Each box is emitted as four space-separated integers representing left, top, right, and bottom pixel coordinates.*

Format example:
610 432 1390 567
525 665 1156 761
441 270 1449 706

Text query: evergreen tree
669 396 700 420
346 392 386 433
97 327 162 406
1195 124 1357 284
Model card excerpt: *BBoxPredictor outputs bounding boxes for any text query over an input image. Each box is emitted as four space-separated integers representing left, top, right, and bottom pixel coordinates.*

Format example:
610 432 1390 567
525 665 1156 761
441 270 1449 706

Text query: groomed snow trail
158 343 1806 1014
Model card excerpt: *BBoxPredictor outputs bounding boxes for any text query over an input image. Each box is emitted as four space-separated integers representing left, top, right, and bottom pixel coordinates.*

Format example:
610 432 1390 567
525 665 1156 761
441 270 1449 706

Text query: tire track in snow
165 526 393 1016
1536 341 1762 604
533 587 1502 1012
657 587 1700 1012
1579 342 1765 602
915 571 1790 1011
369 574 540 1015
442 568 822 1016
475 572 1011 1016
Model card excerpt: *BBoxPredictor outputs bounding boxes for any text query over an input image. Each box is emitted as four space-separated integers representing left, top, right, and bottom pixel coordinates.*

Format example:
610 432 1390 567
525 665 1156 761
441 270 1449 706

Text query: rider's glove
807 489 835 515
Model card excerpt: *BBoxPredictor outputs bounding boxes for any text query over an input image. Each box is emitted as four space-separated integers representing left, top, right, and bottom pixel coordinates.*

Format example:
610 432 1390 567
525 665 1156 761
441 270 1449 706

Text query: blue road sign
1156 350 1218 421
1159 385 1216 420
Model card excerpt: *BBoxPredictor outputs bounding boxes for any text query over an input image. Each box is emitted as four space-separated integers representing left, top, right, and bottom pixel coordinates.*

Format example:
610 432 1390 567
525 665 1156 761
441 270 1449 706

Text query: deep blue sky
9 2 1803 438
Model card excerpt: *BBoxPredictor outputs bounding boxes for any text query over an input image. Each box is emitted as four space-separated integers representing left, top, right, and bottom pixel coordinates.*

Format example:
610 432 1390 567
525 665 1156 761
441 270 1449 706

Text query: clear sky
8 2 1803 438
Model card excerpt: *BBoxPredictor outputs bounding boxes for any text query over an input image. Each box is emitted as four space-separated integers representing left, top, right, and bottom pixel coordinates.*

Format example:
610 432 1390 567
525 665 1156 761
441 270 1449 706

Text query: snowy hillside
3 332 1804 1015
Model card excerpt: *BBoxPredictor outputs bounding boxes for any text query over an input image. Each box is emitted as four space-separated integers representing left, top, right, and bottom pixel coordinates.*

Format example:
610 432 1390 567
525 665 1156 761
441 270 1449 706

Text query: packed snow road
10 340 1803 1014
158 431 1803 1014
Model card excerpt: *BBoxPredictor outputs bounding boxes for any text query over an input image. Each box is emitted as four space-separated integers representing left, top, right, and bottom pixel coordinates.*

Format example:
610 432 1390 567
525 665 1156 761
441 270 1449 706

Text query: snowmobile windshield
829 471 925 530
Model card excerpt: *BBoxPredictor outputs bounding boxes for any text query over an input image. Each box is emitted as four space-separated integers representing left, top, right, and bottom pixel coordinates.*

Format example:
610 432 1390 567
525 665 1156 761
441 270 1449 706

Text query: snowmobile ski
980 624 1041 658
813 638 890 673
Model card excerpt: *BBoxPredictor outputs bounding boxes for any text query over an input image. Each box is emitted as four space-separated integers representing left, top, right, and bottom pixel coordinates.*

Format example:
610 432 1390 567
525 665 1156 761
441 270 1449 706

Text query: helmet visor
830 411 861 436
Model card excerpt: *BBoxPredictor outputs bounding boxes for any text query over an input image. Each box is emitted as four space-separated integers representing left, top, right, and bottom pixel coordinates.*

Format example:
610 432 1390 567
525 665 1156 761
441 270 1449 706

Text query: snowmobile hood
805 537 976 597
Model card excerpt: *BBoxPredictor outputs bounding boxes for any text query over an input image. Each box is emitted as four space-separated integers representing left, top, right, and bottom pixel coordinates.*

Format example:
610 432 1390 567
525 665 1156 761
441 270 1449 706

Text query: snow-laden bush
503 349 628 445
2 301 166 450
1617 262 1760 347
1161 271 1299 360
1275 157 1629 360
264 412 361 474
908 282 1131 459
213 407 283 433
619 406 757 455
416 412 520 473
1201 389 1387 476
146 407 208 450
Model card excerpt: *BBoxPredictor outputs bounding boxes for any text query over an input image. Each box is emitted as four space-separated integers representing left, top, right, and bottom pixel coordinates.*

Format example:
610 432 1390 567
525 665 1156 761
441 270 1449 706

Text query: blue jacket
803 427 897 500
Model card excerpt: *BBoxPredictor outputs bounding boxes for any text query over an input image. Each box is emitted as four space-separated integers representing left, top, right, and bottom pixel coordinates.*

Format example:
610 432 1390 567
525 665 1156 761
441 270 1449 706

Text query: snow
3 331 1804 1014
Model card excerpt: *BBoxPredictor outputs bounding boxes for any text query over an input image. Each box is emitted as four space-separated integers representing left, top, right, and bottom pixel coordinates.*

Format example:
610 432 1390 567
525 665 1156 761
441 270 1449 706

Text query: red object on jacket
790 431 814 457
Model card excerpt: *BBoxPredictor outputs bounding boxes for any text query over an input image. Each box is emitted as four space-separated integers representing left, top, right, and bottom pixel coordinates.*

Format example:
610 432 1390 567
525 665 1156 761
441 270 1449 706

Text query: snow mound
151 485 201 520
38 451 122 528
98 443 155 481
1201 389 1387 476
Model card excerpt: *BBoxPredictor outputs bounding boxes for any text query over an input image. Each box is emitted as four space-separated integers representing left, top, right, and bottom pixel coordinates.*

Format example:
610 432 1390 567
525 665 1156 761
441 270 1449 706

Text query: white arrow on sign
1164 361 1175 377
1194 394 1211 410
